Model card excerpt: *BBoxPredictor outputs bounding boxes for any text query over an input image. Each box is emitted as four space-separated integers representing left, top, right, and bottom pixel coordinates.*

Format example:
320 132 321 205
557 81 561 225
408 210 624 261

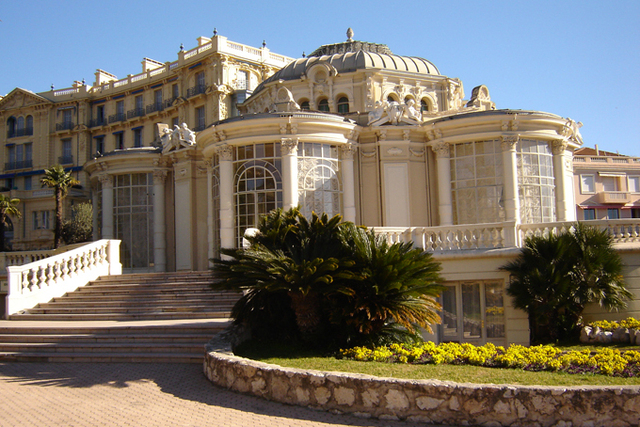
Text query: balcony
4 160 33 170
127 107 146 119
595 191 632 204
146 102 164 114
187 84 207 98
108 113 126 124
55 121 75 131
89 117 106 127
7 127 34 138
58 155 74 165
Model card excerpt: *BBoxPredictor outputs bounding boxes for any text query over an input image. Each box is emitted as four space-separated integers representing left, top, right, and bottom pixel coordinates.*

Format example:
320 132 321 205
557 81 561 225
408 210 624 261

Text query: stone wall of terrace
204 330 640 427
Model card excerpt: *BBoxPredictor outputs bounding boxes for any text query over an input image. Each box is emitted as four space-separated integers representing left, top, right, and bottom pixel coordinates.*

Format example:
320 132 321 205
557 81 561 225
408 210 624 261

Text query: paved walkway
0 362 454 427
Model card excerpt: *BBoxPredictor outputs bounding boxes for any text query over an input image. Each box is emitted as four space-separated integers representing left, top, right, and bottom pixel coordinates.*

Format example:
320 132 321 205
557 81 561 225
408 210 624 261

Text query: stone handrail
374 222 518 252
5 239 122 317
518 219 640 244
374 220 640 253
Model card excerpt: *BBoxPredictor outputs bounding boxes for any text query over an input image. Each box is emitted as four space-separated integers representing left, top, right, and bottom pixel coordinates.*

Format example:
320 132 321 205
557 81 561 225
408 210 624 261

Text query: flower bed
340 342 640 377
580 317 640 345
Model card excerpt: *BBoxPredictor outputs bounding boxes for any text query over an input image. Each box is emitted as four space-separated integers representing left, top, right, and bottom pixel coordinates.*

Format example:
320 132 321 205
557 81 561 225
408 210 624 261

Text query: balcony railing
595 191 632 204
58 155 74 165
146 102 164 114
7 127 34 138
108 113 126 123
4 160 33 170
127 107 146 119
55 121 75 131
89 117 106 127
187 84 207 98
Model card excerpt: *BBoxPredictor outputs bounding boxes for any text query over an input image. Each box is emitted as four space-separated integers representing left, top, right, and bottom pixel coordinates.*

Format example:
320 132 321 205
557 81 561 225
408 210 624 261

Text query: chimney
595 144 599 156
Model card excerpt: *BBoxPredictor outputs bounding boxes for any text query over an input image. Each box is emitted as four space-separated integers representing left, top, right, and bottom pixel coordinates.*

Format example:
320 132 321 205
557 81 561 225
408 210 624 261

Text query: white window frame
580 174 596 194
628 176 640 193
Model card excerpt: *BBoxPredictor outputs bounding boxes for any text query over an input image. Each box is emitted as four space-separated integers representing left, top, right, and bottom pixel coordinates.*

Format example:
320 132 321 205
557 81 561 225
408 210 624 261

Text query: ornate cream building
2 30 638 346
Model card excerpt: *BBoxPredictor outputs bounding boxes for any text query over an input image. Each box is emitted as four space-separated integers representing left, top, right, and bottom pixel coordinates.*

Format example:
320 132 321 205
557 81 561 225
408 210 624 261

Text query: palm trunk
0 219 5 252
54 188 63 248
288 290 323 338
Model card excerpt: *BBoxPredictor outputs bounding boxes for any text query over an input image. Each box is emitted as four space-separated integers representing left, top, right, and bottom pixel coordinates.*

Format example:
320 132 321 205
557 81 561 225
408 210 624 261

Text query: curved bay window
517 139 555 224
298 142 341 218
450 140 504 225
234 143 282 246
113 173 154 270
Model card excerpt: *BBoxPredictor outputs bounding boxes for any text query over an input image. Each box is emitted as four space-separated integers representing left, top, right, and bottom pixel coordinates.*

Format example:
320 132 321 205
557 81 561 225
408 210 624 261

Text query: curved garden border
203 329 640 426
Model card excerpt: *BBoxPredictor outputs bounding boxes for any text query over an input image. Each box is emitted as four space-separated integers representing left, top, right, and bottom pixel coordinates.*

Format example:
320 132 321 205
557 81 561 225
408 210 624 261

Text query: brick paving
0 362 454 427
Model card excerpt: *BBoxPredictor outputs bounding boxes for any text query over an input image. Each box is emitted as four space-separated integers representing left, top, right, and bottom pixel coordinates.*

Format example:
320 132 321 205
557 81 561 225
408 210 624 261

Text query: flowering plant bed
340 342 640 377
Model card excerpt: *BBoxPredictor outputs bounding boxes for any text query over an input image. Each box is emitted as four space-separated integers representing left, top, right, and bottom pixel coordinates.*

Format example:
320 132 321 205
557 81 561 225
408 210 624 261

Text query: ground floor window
583 208 596 220
438 280 506 345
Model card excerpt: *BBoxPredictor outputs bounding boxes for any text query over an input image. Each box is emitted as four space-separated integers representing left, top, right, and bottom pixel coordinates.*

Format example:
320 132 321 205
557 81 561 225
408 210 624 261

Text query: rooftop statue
158 122 197 153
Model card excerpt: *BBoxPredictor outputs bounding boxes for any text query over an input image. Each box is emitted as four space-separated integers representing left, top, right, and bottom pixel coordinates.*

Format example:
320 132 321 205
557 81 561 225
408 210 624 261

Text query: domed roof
254 30 440 92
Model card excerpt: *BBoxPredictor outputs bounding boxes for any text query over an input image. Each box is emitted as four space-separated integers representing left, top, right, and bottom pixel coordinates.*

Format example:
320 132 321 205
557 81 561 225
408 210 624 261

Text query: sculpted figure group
367 99 423 126
159 123 197 153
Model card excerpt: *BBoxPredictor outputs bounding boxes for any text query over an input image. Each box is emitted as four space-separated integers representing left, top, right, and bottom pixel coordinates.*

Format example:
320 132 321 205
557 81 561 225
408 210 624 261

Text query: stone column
91 183 99 240
501 136 521 223
552 140 576 221
340 143 358 223
205 159 214 263
433 142 453 226
152 170 167 272
217 145 235 249
99 174 114 239
281 138 299 211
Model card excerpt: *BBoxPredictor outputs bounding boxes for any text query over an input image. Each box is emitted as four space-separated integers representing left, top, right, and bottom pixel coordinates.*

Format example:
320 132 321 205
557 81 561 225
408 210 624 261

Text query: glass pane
484 282 505 338
440 286 458 341
462 283 482 339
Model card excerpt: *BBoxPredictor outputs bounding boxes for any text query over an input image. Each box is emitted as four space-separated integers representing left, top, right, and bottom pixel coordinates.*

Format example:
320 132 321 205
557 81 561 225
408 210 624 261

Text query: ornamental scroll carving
432 142 450 158
215 145 233 162
281 138 299 155
98 174 113 187
551 140 568 155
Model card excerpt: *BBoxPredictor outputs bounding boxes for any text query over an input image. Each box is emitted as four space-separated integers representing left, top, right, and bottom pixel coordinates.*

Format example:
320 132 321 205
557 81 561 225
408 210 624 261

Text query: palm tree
0 194 22 252
501 223 632 344
41 165 79 248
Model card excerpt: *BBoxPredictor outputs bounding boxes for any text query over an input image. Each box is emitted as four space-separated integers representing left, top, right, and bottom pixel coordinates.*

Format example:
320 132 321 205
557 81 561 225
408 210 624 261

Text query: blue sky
1 0 638 156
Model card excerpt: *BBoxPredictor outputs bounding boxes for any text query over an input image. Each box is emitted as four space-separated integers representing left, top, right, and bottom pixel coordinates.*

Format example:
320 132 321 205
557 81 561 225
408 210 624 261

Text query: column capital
340 142 358 160
551 139 568 155
98 174 113 187
281 137 299 155
153 169 168 184
432 141 450 158
215 144 233 161
500 135 519 151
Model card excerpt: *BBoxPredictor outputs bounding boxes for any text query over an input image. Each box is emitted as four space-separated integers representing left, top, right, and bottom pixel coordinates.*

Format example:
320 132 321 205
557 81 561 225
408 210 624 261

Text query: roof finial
262 40 267 48
346 27 354 42
213 28 217 36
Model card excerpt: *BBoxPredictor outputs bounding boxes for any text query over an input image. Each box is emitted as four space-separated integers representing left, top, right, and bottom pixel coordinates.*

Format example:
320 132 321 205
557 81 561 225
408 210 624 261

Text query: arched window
235 162 282 246
318 99 330 112
6 117 16 138
300 100 310 110
421 99 429 112
26 116 33 135
298 142 341 218
17 116 25 130
404 97 414 105
337 97 349 114
387 94 398 103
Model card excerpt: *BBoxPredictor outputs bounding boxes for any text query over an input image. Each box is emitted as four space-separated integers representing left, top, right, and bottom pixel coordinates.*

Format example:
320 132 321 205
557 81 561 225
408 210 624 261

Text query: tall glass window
233 143 282 246
517 139 555 224
298 142 341 219
450 140 504 225
114 173 154 270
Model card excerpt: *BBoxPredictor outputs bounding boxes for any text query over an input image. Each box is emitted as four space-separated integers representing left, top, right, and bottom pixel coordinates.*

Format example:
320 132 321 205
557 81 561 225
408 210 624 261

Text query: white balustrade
5 240 121 317
518 219 640 244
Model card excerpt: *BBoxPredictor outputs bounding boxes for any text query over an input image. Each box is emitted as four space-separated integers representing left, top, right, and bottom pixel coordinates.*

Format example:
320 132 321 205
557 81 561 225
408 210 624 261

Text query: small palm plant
41 165 80 248
0 194 22 251
212 208 444 348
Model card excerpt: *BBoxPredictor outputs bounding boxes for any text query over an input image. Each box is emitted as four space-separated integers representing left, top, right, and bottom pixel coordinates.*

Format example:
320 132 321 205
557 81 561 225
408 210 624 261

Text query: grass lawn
235 340 640 387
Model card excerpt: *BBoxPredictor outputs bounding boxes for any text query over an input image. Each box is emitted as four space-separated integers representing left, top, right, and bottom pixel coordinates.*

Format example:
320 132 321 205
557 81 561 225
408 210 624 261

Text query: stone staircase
0 271 240 363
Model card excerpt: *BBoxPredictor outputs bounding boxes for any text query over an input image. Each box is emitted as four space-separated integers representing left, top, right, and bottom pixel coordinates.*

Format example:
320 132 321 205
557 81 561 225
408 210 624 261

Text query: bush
61 203 93 244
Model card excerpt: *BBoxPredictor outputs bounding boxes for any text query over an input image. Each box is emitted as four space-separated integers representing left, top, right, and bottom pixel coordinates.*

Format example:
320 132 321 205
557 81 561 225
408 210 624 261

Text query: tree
61 202 93 244
0 194 21 252
501 223 632 344
212 208 444 348
41 165 80 248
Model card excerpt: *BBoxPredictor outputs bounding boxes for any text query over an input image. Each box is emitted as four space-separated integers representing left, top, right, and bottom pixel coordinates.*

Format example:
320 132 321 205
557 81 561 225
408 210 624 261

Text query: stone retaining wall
203 331 640 427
